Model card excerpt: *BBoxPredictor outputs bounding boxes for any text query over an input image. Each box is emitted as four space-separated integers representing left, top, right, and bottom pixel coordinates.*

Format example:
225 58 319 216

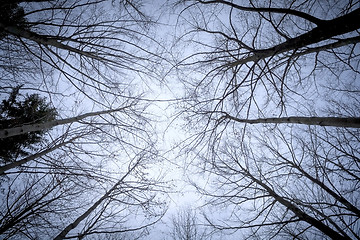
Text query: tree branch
224 114 360 128
197 0 325 25
0 106 131 139
227 8 360 67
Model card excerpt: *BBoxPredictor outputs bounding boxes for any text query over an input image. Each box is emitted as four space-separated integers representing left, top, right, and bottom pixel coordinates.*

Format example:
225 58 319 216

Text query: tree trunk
0 107 130 139
0 23 106 62
224 114 360 128
276 153 360 217
0 136 79 174
228 8 360 67
53 161 139 240
242 167 351 240
198 0 324 25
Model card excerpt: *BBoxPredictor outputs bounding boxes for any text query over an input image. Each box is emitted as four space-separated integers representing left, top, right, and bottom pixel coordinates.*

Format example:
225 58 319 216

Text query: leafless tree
0 1 168 239
0 101 167 239
192 125 360 239
0 0 162 102
174 0 359 128
1 152 166 239
171 1 360 239
169 207 208 240
53 153 165 240
0 172 83 239
222 114 360 128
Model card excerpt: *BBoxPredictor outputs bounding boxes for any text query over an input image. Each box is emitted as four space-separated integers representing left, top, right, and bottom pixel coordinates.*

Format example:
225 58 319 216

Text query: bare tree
0 0 161 101
174 0 359 125
0 138 166 239
53 153 165 240
0 1 168 239
0 172 83 239
222 113 360 128
192 125 360 239
0 101 167 238
171 1 360 239
0 92 166 239
169 207 208 240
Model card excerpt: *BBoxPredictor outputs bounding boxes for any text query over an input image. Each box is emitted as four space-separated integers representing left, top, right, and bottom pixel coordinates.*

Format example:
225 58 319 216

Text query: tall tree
192 125 360 239
0 0 164 108
53 153 164 240
0 1 167 239
222 113 360 128
172 0 360 239
175 0 359 123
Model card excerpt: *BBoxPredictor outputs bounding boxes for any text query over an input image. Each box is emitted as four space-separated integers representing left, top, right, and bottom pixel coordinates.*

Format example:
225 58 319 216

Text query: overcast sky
1 0 359 239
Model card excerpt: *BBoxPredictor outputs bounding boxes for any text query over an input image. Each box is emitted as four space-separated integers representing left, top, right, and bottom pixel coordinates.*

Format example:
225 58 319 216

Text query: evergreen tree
0 0 28 39
0 86 57 163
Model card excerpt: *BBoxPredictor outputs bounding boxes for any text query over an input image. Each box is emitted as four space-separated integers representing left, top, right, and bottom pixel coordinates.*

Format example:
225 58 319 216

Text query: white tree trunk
0 107 130 139
0 136 79 174
225 114 360 128
0 23 106 63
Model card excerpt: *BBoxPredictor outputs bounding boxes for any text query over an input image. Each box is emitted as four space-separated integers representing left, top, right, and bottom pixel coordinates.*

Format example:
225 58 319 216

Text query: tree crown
0 86 57 162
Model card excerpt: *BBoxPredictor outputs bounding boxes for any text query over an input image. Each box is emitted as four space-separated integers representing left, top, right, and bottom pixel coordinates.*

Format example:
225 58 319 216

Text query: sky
1 0 359 239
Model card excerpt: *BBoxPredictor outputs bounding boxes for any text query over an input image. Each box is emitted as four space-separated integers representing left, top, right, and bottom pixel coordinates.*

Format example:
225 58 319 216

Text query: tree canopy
0 0 359 239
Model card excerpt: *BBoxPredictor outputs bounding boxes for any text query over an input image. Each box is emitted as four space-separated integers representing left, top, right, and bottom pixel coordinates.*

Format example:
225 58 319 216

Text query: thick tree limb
198 0 324 25
224 114 360 128
0 23 110 63
53 160 140 240
0 106 131 139
0 136 80 174
227 8 360 67
276 152 360 217
242 167 352 240
291 36 360 58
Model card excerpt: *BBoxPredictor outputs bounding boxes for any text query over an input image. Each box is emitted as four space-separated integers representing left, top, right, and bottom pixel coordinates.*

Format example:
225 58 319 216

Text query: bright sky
1 0 359 239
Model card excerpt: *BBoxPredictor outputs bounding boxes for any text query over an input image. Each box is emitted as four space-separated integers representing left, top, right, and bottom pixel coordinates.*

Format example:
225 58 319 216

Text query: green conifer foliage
0 86 57 163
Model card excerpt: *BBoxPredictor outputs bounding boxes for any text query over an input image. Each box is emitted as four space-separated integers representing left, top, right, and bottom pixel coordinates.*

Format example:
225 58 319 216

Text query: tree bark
0 107 130 139
224 114 360 128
